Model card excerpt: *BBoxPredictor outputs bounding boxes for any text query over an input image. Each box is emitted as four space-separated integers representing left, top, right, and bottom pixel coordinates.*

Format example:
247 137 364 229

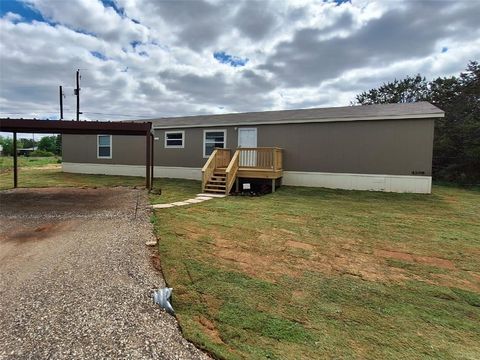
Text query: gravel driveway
0 187 209 359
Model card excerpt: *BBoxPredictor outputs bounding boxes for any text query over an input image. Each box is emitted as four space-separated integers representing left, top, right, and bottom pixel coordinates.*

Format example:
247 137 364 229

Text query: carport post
13 132 18 188
150 133 154 190
145 131 151 190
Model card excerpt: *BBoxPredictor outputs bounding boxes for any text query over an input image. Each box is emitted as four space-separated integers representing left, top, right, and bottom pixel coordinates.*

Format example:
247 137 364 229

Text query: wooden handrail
202 149 217 192
202 148 231 192
225 150 240 194
202 149 217 172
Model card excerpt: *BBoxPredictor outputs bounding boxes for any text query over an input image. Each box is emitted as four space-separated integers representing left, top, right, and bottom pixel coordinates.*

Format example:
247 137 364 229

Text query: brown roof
0 119 151 135
136 102 444 129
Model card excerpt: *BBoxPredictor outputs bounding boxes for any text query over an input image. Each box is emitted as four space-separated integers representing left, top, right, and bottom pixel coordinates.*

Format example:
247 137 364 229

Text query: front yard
153 182 480 359
1 162 479 359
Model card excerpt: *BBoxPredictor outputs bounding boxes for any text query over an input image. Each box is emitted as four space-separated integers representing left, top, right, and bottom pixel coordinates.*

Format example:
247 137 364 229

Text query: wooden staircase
202 147 283 195
204 168 227 193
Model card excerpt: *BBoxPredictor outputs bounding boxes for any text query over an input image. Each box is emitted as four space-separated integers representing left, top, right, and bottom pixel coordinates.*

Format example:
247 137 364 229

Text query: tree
19 138 36 149
55 135 62 156
354 61 480 184
0 136 20 156
38 136 57 154
355 75 430 105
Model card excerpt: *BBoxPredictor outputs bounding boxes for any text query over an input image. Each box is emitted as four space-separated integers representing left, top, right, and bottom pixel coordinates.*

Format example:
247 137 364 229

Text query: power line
0 109 74 112
82 111 155 118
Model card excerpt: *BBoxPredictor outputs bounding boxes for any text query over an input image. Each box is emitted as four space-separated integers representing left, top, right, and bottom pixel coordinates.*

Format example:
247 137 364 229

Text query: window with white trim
165 131 185 148
203 129 226 157
97 135 112 159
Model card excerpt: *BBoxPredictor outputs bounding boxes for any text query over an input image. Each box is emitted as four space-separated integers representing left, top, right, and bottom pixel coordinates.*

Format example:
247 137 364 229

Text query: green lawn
0 156 60 172
153 182 480 359
0 161 196 198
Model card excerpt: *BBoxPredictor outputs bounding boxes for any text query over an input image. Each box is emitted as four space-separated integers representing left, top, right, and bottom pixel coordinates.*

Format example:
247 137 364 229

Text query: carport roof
0 118 152 135
0 118 154 190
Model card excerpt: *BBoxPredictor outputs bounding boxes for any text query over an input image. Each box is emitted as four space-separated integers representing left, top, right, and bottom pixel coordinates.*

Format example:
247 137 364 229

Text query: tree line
355 61 479 184
0 135 62 157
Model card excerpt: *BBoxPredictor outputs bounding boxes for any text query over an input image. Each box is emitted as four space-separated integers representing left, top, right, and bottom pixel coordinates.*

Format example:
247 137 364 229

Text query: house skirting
62 163 431 193
62 162 202 180
282 171 431 193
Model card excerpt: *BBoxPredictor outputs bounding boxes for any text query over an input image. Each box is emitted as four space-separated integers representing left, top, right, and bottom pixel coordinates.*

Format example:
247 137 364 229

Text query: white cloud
0 0 479 121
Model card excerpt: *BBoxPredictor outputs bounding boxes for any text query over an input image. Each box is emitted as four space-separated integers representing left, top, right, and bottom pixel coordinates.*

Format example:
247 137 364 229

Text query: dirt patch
150 254 163 273
196 316 224 344
285 240 314 251
298 251 409 282
29 164 61 171
212 230 410 283
468 271 480 282
2 221 73 243
292 290 307 300
275 214 307 225
180 223 474 291
375 249 456 270
213 238 236 249
216 247 298 279
431 273 480 292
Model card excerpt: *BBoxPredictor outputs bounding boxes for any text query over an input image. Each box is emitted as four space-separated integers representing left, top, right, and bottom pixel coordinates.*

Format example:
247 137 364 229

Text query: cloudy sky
0 0 479 121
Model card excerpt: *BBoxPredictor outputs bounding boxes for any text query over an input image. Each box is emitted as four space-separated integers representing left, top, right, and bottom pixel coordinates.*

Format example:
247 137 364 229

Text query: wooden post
146 131 151 190
273 148 277 171
13 132 18 188
150 134 154 190
235 177 239 192
272 179 276 193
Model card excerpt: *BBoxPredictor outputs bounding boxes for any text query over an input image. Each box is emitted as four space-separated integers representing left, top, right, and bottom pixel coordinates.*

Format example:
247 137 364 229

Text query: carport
0 119 155 189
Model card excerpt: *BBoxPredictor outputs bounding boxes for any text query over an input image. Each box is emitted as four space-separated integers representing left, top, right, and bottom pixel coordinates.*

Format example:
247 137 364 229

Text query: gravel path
0 187 209 360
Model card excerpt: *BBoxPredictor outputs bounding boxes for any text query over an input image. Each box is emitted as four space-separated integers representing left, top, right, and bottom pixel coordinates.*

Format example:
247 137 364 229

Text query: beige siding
62 118 434 176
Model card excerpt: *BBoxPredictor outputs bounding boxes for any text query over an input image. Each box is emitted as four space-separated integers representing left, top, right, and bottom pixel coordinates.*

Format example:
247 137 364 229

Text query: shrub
30 150 55 157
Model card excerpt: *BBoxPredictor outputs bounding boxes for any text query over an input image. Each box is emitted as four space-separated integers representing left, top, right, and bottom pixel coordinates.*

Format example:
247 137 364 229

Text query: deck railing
238 147 283 171
201 148 231 192
202 147 282 194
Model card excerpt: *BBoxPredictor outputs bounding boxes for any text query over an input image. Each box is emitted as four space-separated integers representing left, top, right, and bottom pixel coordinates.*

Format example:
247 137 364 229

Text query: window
97 135 112 159
165 131 185 148
203 129 226 157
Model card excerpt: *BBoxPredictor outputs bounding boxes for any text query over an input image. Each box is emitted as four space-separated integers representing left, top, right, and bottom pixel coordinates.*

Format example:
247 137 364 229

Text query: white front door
238 128 257 167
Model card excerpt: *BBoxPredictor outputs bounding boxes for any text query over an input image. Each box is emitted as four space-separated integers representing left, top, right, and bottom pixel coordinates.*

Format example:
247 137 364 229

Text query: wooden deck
202 148 283 195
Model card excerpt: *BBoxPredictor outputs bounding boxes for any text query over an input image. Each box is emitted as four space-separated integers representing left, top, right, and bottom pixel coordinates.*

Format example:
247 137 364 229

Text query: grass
0 165 145 190
0 160 198 204
153 182 480 359
0 156 60 171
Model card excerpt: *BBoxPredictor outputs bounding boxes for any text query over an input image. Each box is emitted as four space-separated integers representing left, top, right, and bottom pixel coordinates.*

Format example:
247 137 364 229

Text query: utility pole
59 85 64 120
74 69 82 121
